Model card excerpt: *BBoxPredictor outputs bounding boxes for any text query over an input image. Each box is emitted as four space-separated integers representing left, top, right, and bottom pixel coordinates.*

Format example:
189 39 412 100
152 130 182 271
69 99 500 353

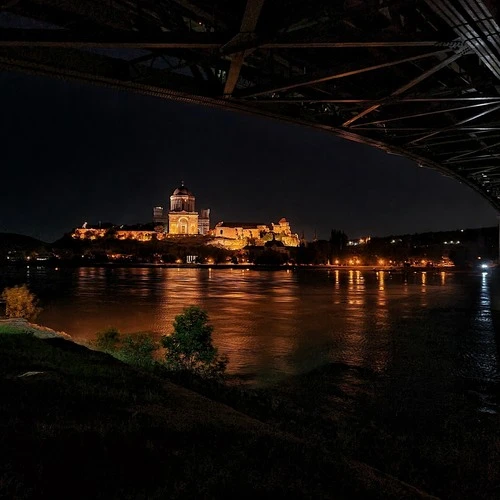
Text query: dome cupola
170 180 196 212
172 181 193 197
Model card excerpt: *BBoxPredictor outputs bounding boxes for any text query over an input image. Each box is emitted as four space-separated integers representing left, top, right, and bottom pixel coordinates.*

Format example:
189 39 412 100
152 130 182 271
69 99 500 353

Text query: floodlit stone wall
72 228 107 240
168 213 199 235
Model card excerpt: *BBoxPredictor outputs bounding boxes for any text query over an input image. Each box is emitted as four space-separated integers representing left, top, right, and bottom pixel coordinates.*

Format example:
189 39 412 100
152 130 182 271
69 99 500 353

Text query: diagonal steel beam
444 139 500 162
426 0 500 80
353 127 500 131
351 101 497 127
342 51 466 127
411 134 500 147
407 103 500 144
223 0 265 97
251 97 500 104
446 155 500 163
463 166 500 175
237 49 452 98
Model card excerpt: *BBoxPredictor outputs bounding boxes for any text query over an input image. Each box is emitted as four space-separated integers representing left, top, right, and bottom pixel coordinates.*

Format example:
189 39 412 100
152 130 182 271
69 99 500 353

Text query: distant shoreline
0 262 478 272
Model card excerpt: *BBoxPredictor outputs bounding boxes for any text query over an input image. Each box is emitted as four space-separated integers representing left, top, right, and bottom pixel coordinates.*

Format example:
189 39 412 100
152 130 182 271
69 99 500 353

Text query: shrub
1 284 41 320
117 333 159 369
162 306 227 378
94 327 121 352
94 328 158 369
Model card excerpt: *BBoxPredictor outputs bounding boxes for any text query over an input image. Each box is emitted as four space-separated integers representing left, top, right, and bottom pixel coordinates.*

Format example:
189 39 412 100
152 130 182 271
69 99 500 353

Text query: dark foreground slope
0 334 433 500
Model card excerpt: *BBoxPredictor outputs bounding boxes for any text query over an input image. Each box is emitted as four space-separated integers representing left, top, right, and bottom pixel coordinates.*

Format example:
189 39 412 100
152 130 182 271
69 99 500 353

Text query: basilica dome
173 184 193 196
170 181 196 213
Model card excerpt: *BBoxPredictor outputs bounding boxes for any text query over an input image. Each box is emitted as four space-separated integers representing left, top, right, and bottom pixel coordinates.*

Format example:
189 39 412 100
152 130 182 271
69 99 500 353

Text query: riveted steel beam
250 97 500 104
426 0 500 80
342 51 466 127
237 49 452 98
2 0 500 211
223 0 265 97
351 101 498 128
445 139 500 162
407 103 500 144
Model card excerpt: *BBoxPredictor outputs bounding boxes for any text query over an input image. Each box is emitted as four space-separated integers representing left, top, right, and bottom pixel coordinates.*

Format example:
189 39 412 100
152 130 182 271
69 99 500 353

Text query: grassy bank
166 362 499 500
0 332 437 499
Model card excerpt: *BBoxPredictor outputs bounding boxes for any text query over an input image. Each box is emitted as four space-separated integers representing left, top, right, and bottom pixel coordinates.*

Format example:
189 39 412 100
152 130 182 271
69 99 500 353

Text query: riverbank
2 326 499 498
0 329 438 499
0 318 72 339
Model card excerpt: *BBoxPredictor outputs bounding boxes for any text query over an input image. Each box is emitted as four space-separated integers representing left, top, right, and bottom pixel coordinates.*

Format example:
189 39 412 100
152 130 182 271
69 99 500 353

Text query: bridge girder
1 0 500 208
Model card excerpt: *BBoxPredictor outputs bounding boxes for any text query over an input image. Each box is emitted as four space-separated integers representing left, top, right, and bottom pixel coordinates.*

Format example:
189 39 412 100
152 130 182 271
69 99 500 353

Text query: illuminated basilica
72 182 299 247
153 182 210 235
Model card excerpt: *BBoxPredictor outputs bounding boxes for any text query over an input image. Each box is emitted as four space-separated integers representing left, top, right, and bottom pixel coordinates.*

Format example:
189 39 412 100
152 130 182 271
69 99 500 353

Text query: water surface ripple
1 267 499 399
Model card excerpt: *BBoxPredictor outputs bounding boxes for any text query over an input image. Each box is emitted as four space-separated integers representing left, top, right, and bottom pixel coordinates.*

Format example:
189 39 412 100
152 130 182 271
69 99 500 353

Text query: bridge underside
2 0 500 209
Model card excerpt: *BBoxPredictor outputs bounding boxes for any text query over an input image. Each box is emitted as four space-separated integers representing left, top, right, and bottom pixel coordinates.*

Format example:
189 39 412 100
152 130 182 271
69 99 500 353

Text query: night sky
0 71 497 243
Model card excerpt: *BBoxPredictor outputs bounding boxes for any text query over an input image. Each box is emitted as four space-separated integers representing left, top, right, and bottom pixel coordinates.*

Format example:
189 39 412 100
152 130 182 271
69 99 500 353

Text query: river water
1 266 500 396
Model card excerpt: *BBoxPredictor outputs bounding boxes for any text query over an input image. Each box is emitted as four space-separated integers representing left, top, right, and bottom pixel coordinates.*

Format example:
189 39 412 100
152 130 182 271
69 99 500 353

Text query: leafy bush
162 306 227 378
1 284 41 320
94 327 121 352
94 328 158 369
117 333 158 369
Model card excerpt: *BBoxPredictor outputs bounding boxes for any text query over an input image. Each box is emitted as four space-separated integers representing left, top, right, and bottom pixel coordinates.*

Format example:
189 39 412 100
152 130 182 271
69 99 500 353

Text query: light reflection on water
1 266 499 391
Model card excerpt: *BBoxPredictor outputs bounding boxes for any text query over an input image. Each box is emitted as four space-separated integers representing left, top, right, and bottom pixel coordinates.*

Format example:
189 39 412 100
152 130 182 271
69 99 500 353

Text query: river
3 264 499 498
1 266 499 393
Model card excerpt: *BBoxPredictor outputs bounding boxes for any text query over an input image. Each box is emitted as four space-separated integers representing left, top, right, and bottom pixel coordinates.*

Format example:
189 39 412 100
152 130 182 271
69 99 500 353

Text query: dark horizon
0 72 498 243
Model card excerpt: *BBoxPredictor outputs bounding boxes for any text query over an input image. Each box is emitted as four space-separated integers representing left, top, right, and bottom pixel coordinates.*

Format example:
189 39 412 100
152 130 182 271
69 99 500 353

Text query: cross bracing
1 0 500 208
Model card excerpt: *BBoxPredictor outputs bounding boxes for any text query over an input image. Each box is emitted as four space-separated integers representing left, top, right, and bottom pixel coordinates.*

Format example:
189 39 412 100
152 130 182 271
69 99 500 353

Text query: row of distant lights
391 228 465 245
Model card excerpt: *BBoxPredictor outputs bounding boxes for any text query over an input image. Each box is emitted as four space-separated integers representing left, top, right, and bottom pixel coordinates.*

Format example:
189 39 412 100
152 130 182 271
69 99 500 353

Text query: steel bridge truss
1 0 500 208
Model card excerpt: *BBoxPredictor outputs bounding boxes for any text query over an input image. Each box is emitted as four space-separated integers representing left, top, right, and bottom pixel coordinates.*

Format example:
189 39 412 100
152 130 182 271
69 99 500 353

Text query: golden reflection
339 269 389 371
375 271 389 370
223 271 299 376
158 269 302 376
333 269 341 303
158 269 204 332
441 271 446 286
42 267 457 383
419 272 428 308
378 270 385 291
355 270 364 288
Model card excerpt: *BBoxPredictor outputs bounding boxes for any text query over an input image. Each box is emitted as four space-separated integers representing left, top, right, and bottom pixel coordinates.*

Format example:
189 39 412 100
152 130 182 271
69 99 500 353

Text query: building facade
153 182 210 235
73 184 299 246
168 183 198 235
211 218 300 248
